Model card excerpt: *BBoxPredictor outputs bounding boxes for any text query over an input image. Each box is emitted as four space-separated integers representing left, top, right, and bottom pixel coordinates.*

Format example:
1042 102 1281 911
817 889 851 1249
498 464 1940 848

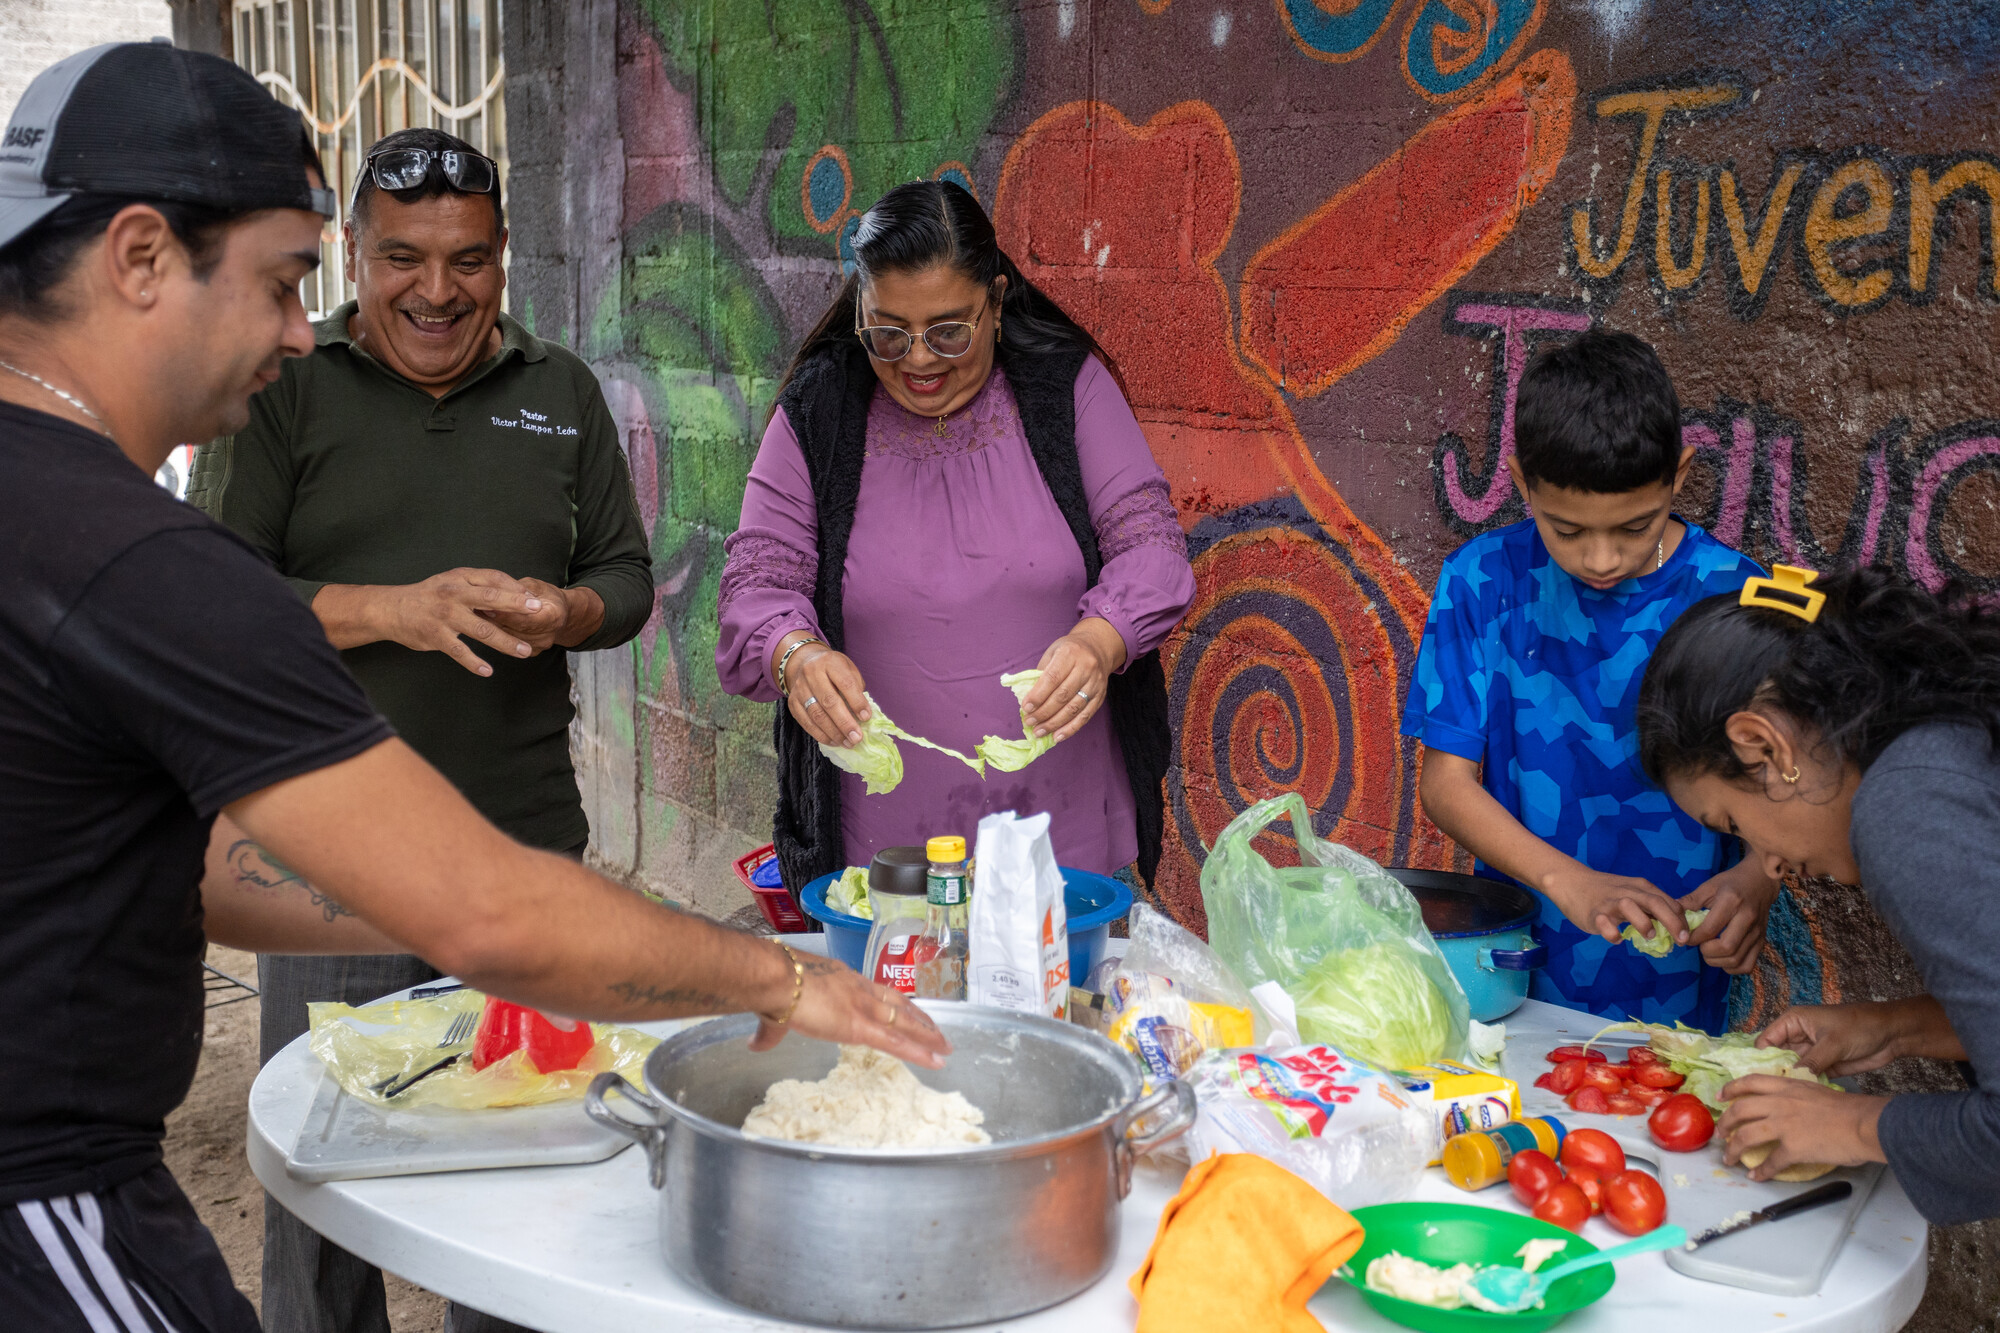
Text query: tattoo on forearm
226 839 354 922
606 980 735 1011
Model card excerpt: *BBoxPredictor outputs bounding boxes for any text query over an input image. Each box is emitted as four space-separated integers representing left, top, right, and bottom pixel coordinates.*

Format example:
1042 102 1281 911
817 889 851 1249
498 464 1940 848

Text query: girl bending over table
1635 565 1999 1225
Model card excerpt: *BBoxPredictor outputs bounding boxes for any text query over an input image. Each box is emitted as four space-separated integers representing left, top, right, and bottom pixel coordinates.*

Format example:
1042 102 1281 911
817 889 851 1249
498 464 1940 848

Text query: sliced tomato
1548 1059 1589 1095
1548 1045 1609 1064
1625 1085 1670 1108
1533 1071 1557 1092
1567 1085 1612 1114
1579 1063 1626 1093
1626 1047 1664 1067
1633 1064 1685 1089
1605 1093 1648 1116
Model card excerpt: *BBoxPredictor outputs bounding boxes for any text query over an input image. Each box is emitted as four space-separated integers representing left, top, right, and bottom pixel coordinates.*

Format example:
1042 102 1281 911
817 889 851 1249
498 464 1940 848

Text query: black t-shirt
0 402 392 1202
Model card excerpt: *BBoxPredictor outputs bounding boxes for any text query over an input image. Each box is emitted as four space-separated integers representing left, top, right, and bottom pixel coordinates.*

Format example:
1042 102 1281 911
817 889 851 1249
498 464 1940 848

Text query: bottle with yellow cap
1441 1116 1569 1193
913 835 970 1000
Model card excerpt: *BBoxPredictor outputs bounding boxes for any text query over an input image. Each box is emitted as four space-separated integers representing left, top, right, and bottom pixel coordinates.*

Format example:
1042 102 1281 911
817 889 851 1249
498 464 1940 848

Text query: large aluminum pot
585 1002 1194 1329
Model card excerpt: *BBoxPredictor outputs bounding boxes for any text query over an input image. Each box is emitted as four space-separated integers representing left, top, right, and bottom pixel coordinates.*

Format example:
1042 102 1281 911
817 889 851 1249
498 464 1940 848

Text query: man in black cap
0 42 943 1333
192 122 656 1333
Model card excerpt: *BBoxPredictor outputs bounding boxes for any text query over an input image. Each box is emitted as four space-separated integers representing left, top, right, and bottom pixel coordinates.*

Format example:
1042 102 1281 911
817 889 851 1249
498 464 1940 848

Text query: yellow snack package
1396 1059 1520 1164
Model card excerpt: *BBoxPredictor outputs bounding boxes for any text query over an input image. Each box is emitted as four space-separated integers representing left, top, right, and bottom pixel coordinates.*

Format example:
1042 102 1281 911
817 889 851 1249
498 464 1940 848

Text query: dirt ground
165 946 447 1331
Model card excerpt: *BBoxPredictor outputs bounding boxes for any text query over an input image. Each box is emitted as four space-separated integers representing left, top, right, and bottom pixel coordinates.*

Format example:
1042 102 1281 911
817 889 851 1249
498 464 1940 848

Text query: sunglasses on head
352 147 498 205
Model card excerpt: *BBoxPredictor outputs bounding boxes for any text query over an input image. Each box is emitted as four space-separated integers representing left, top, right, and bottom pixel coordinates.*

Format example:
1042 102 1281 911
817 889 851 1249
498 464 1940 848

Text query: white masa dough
741 1045 991 1148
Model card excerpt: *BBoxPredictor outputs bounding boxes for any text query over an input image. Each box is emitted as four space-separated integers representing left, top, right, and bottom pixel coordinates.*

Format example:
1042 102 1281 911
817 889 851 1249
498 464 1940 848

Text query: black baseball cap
0 40 335 254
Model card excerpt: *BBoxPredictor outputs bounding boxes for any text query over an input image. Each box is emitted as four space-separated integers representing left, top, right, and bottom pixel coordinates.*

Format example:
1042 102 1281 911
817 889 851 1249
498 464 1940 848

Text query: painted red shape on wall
1239 46 1576 398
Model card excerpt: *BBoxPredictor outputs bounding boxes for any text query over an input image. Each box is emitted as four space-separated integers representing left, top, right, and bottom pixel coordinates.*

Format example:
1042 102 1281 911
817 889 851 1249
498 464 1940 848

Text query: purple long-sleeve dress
716 356 1194 873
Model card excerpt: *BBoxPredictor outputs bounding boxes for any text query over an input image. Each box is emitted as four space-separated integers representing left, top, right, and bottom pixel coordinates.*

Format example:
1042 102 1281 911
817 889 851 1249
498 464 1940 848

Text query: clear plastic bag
307 990 659 1112
1092 903 1275 1081
1199 792 1470 1071
1182 1043 1434 1207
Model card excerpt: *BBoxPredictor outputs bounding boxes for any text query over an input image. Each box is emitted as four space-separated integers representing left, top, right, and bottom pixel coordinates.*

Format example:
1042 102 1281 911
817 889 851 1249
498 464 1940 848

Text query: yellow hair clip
1740 564 1825 623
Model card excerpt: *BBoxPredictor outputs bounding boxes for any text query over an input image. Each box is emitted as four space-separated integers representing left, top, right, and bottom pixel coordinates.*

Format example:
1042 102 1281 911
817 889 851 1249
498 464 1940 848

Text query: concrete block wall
0 1 173 124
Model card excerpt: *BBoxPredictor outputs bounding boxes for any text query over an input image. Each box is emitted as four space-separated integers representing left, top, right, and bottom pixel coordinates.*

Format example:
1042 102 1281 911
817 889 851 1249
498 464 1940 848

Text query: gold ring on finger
884 1005 898 1026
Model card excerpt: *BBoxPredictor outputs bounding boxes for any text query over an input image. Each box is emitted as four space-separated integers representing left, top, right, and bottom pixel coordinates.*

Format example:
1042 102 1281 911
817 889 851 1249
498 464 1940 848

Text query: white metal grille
230 0 506 315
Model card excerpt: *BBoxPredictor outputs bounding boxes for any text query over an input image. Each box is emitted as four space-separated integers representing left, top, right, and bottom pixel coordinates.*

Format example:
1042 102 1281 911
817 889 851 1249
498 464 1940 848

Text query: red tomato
1605 1093 1648 1116
1633 1064 1686 1089
1579 1063 1626 1093
1626 1047 1664 1067
1567 1085 1612 1114
1626 1085 1670 1108
1548 1045 1609 1064
1649 1093 1717 1152
1533 1072 1556 1092
1508 1149 1564 1208
1565 1164 1605 1214
1559 1127 1627 1176
1532 1180 1592 1232
1548 1059 1589 1095
1603 1169 1668 1235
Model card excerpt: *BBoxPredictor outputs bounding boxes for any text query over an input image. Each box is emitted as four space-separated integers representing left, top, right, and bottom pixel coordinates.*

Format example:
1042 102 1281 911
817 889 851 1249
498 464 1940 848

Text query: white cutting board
285 1069 637 1182
1501 1031 1883 1296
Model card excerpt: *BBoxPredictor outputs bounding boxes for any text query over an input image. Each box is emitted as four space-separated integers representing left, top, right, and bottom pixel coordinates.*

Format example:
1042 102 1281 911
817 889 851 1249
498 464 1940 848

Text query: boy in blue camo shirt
1401 330 1778 1032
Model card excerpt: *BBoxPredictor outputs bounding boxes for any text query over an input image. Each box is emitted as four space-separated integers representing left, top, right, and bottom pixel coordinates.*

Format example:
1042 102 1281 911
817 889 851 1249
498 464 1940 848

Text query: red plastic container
734 843 809 933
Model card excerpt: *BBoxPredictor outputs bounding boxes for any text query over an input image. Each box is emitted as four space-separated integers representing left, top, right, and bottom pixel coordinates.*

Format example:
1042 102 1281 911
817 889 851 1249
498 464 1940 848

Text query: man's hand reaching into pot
749 948 949 1067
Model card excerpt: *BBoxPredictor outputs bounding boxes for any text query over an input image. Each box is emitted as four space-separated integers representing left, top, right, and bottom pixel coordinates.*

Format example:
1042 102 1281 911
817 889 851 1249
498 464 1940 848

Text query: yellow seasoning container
1441 1116 1569 1193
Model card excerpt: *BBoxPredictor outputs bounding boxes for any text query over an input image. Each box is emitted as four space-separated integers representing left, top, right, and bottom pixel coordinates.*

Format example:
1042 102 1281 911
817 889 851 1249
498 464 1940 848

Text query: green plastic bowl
1336 1202 1614 1333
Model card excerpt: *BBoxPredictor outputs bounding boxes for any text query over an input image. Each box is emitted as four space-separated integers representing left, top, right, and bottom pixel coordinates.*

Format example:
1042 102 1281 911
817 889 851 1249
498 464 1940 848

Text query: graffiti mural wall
534 1 2000 968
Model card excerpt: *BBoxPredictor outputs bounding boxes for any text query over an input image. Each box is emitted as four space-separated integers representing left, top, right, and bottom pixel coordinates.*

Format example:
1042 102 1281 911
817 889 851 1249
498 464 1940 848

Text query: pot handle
1113 1080 1198 1199
586 1071 671 1189
1478 943 1547 972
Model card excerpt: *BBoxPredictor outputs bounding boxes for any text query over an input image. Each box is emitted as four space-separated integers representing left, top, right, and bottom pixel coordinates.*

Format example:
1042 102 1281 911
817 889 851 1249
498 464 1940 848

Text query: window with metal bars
229 0 506 316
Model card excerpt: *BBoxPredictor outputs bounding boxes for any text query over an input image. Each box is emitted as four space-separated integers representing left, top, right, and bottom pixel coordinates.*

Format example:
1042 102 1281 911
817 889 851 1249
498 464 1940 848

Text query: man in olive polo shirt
193 126 651 1333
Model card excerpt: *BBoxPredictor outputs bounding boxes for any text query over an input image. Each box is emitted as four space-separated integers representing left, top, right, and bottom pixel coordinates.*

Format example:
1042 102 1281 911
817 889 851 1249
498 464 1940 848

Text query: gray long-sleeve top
1853 722 2000 1225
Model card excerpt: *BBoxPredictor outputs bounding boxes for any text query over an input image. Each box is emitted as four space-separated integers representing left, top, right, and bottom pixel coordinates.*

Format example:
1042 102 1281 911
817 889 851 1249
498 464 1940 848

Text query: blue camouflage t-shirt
1400 519 1763 1032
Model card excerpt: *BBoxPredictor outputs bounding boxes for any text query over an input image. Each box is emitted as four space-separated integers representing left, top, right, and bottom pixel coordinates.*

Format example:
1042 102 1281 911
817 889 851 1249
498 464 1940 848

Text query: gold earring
1781 765 1800 784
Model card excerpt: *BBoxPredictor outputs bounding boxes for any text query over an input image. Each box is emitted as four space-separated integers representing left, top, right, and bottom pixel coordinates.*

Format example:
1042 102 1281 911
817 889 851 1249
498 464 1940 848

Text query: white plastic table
247 962 1928 1333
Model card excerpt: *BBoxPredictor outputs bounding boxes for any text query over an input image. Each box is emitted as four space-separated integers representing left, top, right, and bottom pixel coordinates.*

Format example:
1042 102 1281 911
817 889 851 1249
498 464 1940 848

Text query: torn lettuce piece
826 865 873 919
817 693 983 796
819 695 905 794
1620 908 1710 957
976 669 1061 773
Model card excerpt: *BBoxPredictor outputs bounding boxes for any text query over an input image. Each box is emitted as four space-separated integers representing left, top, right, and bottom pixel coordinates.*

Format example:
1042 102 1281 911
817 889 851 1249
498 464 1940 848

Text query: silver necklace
0 357 106 428
1657 536 1665 570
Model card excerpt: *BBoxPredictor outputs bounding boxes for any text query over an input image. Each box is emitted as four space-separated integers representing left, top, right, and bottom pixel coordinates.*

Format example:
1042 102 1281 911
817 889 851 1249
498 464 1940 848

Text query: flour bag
969 810 1068 1018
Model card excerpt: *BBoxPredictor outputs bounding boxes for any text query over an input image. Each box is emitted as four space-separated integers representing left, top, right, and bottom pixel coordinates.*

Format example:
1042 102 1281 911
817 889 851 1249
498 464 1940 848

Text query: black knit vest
769 339 1172 897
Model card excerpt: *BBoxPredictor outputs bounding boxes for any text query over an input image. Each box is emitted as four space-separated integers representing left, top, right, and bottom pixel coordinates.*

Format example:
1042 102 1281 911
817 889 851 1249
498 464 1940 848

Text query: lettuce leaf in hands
1620 908 1710 957
818 693 983 795
976 670 1061 773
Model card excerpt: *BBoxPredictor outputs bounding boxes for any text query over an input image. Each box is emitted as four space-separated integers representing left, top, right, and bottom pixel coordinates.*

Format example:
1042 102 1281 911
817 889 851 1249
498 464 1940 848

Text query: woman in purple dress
716 181 1195 892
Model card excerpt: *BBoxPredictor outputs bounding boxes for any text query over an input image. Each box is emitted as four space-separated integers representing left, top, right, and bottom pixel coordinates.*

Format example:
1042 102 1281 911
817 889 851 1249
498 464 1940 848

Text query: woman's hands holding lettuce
1019 616 1126 743
772 631 870 748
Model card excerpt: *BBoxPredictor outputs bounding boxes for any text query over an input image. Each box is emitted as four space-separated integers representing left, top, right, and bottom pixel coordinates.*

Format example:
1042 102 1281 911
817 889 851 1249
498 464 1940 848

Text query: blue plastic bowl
799 865 1133 986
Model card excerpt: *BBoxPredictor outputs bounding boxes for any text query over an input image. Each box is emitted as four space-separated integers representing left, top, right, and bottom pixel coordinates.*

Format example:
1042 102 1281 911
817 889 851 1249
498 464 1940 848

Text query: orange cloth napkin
1129 1152 1364 1333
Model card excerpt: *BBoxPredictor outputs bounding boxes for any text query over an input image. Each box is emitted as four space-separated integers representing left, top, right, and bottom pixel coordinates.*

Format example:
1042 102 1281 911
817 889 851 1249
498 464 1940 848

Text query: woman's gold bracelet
764 940 805 1026
775 636 823 697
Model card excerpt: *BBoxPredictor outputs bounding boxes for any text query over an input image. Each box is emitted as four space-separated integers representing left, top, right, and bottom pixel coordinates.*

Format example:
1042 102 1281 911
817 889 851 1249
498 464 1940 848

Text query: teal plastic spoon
1463 1224 1688 1314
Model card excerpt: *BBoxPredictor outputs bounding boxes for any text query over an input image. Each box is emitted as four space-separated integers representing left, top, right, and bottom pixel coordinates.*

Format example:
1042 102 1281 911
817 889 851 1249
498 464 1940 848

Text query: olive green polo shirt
191 302 653 850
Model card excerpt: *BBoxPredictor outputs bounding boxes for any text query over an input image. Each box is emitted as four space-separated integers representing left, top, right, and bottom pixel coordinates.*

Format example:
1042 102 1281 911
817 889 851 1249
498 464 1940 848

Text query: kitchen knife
1686 1180 1853 1248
